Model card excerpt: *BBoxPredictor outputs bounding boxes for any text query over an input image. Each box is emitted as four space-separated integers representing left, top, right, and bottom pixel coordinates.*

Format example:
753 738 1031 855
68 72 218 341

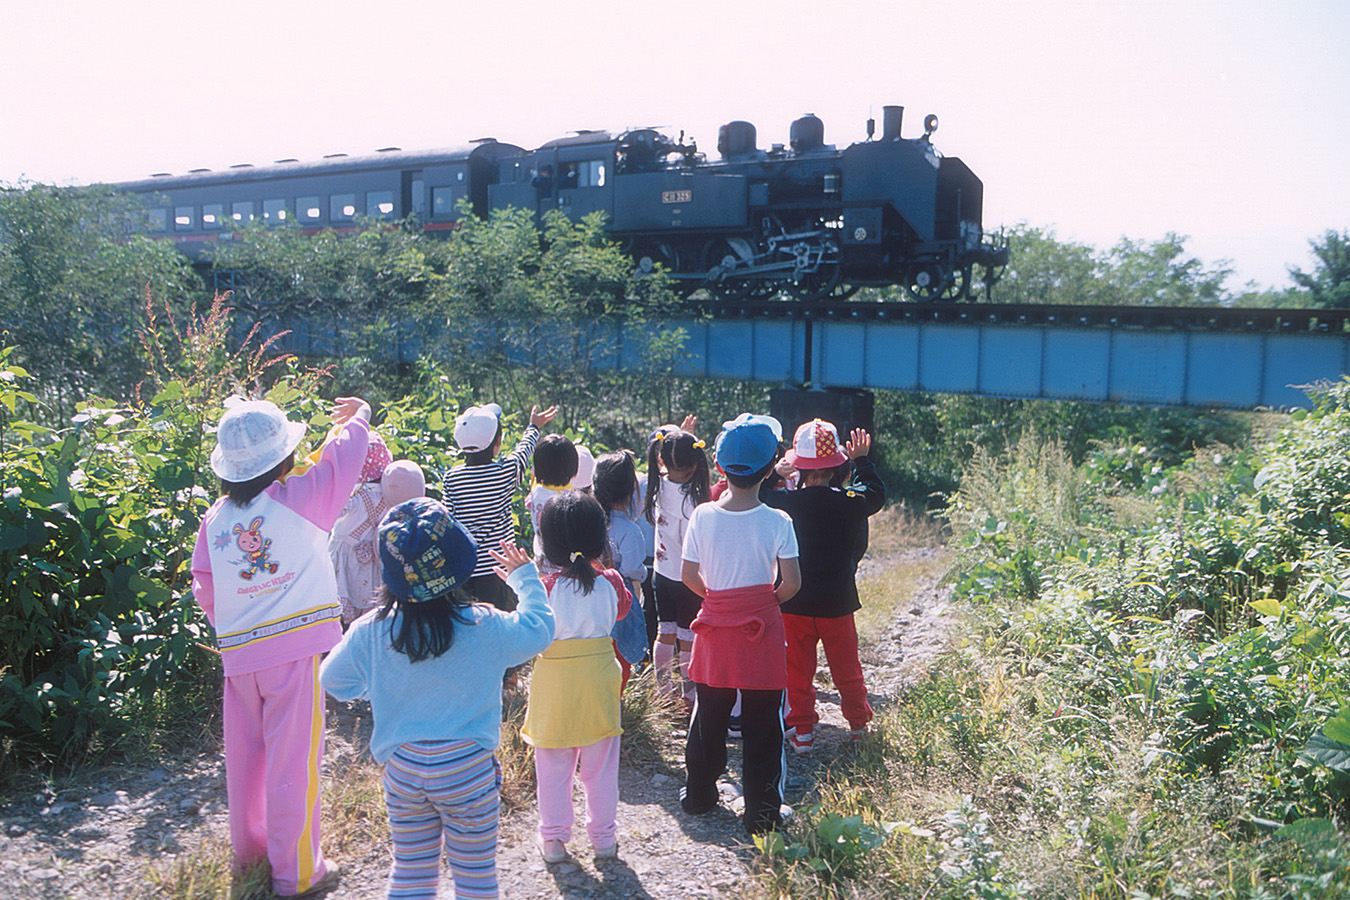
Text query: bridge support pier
769 387 874 442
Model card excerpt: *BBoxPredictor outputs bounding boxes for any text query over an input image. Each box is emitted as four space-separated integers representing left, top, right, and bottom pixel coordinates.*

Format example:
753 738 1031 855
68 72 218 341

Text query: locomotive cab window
298 196 322 223
202 203 223 230
174 206 195 231
577 160 606 188
331 193 357 222
263 199 288 223
367 191 395 218
231 201 255 223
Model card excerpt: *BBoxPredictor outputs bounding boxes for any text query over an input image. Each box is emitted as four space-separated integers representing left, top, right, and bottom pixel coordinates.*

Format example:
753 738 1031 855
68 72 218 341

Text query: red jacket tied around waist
688 584 785 690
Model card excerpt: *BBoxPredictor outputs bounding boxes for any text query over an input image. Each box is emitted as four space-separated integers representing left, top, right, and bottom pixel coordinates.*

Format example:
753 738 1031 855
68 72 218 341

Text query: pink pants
783 613 873 734
223 655 333 896
534 736 621 849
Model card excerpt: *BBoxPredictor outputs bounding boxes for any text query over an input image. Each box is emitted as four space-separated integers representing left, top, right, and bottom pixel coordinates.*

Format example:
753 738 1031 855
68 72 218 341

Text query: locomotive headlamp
924 114 939 136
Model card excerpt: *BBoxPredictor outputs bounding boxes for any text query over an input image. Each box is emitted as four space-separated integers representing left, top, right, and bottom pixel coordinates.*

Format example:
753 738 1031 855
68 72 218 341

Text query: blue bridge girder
264 302 1350 412
621 302 1350 411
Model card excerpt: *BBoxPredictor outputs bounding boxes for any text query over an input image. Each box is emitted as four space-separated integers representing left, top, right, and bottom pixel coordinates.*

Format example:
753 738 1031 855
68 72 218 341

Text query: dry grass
321 751 387 859
132 838 262 900
854 505 952 646
618 666 686 769
496 692 537 813
863 505 949 558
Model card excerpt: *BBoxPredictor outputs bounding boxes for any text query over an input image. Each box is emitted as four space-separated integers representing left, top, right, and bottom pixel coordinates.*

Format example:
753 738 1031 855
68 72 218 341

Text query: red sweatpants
782 612 873 734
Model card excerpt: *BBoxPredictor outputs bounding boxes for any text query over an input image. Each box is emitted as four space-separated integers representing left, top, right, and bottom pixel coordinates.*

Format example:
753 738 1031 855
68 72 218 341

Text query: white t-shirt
547 573 622 640
653 476 698 580
682 502 798 592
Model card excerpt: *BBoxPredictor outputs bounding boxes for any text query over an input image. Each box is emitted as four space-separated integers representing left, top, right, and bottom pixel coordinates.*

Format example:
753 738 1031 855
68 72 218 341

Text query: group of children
192 395 884 899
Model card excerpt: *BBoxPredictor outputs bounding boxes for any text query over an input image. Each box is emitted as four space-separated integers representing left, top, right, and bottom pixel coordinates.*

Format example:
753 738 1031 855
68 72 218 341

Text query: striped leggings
383 740 502 900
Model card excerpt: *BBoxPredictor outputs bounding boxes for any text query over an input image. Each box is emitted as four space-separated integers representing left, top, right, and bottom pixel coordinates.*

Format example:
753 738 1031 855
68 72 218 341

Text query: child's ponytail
644 425 677 525
539 490 609 595
664 431 711 507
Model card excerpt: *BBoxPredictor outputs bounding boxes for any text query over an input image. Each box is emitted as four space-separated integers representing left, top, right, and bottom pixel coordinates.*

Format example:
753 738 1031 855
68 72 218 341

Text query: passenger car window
263 199 288 223
331 194 356 222
148 208 168 232
297 196 322 223
367 191 394 218
174 206 194 230
231 201 255 223
203 204 223 229
431 186 457 216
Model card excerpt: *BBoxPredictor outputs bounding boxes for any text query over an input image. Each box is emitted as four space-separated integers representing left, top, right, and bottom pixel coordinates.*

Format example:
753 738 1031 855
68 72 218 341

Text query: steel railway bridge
271 301 1350 422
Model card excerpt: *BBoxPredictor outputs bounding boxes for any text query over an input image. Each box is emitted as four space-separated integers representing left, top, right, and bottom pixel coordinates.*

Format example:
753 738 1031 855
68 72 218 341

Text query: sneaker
539 839 567 864
787 729 814 754
280 863 341 897
727 715 742 740
593 842 619 860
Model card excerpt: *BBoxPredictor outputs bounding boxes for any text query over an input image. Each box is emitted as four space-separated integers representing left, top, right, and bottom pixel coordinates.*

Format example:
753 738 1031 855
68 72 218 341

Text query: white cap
382 460 427 505
210 398 307 482
721 412 783 442
573 446 596 489
453 405 501 452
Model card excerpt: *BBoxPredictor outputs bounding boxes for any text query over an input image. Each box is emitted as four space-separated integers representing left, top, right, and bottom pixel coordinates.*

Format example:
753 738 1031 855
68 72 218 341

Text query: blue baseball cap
715 419 780 476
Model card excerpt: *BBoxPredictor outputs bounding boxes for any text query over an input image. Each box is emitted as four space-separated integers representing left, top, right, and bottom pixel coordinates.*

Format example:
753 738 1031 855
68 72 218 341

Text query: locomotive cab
489 131 617 223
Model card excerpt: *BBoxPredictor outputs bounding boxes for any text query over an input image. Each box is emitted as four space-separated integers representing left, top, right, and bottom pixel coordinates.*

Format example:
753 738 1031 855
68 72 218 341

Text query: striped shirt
442 424 540 578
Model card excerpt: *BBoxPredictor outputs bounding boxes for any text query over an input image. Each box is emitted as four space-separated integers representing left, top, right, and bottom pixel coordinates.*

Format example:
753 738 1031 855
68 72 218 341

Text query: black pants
683 684 786 833
461 572 515 611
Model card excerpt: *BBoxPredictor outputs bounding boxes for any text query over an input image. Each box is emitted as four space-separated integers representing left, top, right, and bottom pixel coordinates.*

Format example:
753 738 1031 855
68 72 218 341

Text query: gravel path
0 546 952 900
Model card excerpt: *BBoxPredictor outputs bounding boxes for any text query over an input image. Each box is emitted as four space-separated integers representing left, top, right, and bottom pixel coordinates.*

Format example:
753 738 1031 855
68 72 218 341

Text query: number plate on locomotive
661 190 692 204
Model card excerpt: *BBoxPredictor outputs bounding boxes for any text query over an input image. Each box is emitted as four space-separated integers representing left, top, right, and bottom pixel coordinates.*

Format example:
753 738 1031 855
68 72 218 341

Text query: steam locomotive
117 103 1007 301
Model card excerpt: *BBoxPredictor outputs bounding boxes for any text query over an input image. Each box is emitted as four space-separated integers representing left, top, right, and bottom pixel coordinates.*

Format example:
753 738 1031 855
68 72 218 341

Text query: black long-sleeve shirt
762 456 886 618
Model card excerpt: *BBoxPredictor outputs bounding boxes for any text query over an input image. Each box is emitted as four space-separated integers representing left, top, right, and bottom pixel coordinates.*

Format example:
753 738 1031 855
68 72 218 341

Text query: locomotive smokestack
882 105 904 140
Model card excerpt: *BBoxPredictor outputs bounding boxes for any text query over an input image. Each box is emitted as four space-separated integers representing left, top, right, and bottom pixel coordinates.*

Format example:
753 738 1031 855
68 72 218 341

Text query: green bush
0 295 334 768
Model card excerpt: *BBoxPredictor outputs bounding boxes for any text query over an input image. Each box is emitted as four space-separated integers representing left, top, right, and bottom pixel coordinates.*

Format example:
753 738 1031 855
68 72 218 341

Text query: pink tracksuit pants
222 654 333 896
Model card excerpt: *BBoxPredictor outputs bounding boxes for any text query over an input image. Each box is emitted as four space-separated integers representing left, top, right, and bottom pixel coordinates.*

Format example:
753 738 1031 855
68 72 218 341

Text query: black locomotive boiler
117 103 1006 301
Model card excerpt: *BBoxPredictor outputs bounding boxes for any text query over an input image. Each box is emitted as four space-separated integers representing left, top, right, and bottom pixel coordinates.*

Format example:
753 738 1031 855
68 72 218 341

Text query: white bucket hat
210 398 308 482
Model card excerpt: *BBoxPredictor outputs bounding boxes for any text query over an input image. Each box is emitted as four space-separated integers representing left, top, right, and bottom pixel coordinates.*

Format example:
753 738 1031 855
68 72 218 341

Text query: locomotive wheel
702 236 756 301
635 241 682 275
904 261 952 301
829 282 862 301
940 265 973 301
789 263 842 301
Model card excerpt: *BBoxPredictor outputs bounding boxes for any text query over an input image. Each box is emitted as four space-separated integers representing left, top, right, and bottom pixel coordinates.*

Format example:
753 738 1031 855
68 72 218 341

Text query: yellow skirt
521 636 623 749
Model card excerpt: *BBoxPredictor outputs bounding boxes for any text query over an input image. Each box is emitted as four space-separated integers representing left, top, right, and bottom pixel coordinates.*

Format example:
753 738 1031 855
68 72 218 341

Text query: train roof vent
150 172 172 177
323 153 348 158
274 158 299 164
376 146 401 153
229 163 254 168
188 168 212 173
471 137 496 144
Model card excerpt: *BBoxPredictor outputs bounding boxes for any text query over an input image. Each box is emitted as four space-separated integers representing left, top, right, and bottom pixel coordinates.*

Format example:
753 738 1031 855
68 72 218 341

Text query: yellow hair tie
656 432 666 443
570 551 584 562
693 440 706 449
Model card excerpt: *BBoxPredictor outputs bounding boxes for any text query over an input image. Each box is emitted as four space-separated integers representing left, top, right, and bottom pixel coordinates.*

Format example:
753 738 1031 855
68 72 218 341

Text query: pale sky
2 0 1346 291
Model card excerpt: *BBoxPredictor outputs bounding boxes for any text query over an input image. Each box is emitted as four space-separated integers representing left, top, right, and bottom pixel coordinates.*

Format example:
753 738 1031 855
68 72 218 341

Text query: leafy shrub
0 294 332 768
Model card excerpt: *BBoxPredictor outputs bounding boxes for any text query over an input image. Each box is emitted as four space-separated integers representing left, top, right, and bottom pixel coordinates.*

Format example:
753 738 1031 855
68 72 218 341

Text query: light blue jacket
320 563 554 763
